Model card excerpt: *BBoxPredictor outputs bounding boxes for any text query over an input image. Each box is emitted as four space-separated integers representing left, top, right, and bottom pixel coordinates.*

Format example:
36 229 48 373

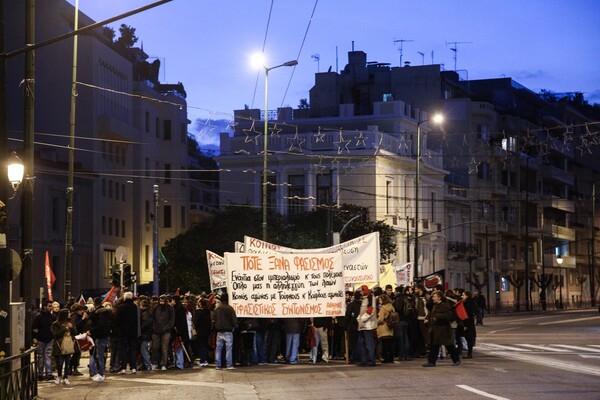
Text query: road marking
538 316 600 326
580 354 600 359
488 327 519 334
488 351 600 377
518 344 570 352
118 377 259 400
554 344 600 353
456 385 511 400
503 315 557 324
478 343 532 352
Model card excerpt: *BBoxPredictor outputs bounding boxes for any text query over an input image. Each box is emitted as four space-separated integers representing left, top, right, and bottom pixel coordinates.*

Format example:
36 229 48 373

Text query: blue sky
68 0 600 148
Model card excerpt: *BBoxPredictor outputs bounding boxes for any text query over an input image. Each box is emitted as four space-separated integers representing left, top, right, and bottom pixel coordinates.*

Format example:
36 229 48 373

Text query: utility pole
393 38 414 67
446 41 472 71
592 182 596 307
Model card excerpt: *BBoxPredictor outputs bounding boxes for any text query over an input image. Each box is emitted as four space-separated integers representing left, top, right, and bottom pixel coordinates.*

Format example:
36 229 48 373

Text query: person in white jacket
355 285 377 366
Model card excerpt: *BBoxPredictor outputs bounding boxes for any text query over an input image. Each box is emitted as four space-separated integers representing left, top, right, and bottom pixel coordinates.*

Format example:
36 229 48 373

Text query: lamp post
557 254 564 309
413 114 443 278
152 184 159 295
258 58 298 241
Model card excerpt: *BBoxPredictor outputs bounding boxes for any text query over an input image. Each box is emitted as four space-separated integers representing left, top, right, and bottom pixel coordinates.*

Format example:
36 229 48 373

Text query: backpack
60 331 75 355
385 309 400 329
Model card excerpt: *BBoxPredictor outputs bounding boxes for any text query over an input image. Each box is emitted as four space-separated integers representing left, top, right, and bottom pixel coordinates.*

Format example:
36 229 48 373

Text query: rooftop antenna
417 51 425 65
393 38 414 67
446 41 472 71
311 54 320 72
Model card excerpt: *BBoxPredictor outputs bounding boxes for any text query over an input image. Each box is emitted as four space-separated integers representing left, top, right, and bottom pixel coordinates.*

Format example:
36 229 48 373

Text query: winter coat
174 303 191 340
51 321 77 357
213 303 238 332
376 303 394 338
357 296 377 331
459 298 478 339
140 308 154 341
427 299 456 346
152 303 175 335
192 308 212 337
32 310 56 343
345 299 361 332
88 307 112 339
282 318 304 334
114 299 140 338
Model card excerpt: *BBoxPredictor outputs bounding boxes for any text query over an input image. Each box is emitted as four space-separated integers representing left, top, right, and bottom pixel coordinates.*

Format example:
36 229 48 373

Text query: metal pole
152 185 159 295
64 0 79 301
592 183 596 307
21 0 35 348
524 156 530 311
486 225 491 312
414 122 421 278
406 217 410 263
262 67 269 242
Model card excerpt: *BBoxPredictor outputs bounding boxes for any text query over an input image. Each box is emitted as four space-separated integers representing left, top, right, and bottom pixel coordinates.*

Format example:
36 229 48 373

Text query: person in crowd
475 292 487 325
172 295 192 368
330 316 345 360
88 301 112 382
460 290 478 358
393 286 412 361
51 308 77 385
384 284 395 300
108 301 121 373
414 284 429 357
345 290 362 363
356 285 377 367
68 303 87 376
312 317 331 363
213 293 238 370
265 317 282 364
115 292 139 374
151 294 175 370
51 301 61 316
283 318 303 365
422 290 461 367
32 300 56 381
192 296 212 367
376 294 395 363
139 299 153 371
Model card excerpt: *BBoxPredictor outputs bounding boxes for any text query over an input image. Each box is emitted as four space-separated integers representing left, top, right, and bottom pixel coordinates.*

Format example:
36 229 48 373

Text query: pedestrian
51 308 77 385
139 299 153 371
265 317 282 364
376 294 395 363
115 292 139 374
192 296 213 367
88 301 112 382
68 303 87 376
422 290 461 367
151 294 175 370
283 318 303 364
475 292 487 325
355 285 377 367
393 286 412 361
172 295 192 368
213 293 238 370
459 291 478 358
32 300 56 381
344 290 361 363
312 317 331 363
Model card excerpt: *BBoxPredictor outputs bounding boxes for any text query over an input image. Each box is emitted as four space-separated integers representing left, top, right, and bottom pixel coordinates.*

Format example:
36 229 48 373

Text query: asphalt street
37 309 600 400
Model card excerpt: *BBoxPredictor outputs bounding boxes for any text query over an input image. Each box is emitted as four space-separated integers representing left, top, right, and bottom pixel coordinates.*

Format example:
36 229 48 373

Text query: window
316 174 331 206
164 205 172 228
108 218 113 236
383 93 393 102
164 163 171 184
102 216 106 235
288 175 305 216
145 111 150 133
103 248 116 278
430 192 436 222
477 162 491 180
52 196 60 232
155 117 160 138
477 124 489 142
121 220 125 238
115 218 119 237
385 178 393 215
145 245 150 270
163 120 172 140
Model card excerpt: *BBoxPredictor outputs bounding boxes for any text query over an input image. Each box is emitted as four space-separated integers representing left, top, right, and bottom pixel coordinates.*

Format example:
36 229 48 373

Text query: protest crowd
30 282 485 385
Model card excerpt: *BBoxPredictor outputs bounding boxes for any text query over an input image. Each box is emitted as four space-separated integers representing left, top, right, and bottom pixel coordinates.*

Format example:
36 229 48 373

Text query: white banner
225 252 345 318
206 250 226 290
393 262 414 287
243 232 380 285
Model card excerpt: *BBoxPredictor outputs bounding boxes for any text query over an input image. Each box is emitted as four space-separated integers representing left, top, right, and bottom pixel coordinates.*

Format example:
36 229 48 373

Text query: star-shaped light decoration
313 156 328 175
330 157 341 170
314 126 326 143
269 123 282 137
563 127 574 146
243 120 261 144
334 129 351 154
354 131 367 147
538 141 549 157
225 120 238 131
462 134 469 146
288 128 306 152
468 157 481 174
397 135 409 153
342 158 355 174
576 137 592 157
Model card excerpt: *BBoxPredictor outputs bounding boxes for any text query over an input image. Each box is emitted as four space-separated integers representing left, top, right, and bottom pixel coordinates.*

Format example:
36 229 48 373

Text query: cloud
585 89 600 105
192 118 232 152
511 69 546 80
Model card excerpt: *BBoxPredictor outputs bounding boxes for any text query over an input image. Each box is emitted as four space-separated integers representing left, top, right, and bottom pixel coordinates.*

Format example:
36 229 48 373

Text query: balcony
542 224 576 241
540 197 575 213
539 165 574 186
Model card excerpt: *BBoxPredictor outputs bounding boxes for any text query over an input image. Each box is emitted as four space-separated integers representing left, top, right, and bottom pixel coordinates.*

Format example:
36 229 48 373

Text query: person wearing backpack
51 308 77 385
376 294 395 363
392 287 412 361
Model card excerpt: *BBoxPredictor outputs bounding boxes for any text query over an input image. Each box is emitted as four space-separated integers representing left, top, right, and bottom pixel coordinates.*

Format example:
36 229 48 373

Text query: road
37 309 600 400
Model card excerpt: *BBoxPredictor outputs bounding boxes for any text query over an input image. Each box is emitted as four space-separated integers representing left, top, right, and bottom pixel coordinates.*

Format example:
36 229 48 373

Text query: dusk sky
68 0 600 148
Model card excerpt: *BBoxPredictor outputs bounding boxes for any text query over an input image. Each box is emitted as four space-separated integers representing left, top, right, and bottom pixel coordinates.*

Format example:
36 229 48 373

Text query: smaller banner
44 251 56 302
206 250 226 290
393 262 414 287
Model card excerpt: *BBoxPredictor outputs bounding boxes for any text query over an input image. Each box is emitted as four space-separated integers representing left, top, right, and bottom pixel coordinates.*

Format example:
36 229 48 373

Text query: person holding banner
213 293 238 370
283 318 303 365
32 300 56 381
356 285 377 367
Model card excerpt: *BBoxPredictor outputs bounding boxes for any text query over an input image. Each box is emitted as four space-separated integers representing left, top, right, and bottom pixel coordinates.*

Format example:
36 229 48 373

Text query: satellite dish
115 246 128 263
10 249 22 280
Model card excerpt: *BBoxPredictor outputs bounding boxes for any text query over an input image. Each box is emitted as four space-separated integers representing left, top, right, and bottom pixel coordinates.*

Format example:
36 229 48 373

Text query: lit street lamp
414 114 443 278
556 254 564 309
253 56 298 241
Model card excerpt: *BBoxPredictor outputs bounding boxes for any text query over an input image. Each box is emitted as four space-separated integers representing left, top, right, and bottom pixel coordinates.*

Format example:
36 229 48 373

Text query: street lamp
152 184 159 295
254 56 298 241
414 113 443 278
556 254 564 309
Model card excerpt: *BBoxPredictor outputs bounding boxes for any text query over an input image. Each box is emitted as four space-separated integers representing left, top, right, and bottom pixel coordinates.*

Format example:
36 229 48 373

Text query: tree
507 272 524 311
465 273 487 294
115 24 138 49
298 98 309 109
575 273 587 307
531 273 553 311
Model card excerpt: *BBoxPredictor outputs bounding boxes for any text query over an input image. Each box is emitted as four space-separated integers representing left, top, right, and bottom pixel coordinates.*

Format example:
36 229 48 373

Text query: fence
0 347 37 400
489 299 599 314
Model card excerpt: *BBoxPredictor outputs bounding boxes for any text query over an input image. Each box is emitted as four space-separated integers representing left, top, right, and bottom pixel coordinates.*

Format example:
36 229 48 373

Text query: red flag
77 294 86 306
174 287 180 296
44 251 56 301
103 286 120 304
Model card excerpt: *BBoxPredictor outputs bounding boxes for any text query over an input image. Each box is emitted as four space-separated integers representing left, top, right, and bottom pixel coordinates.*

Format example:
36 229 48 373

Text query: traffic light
122 264 132 287
111 264 121 287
